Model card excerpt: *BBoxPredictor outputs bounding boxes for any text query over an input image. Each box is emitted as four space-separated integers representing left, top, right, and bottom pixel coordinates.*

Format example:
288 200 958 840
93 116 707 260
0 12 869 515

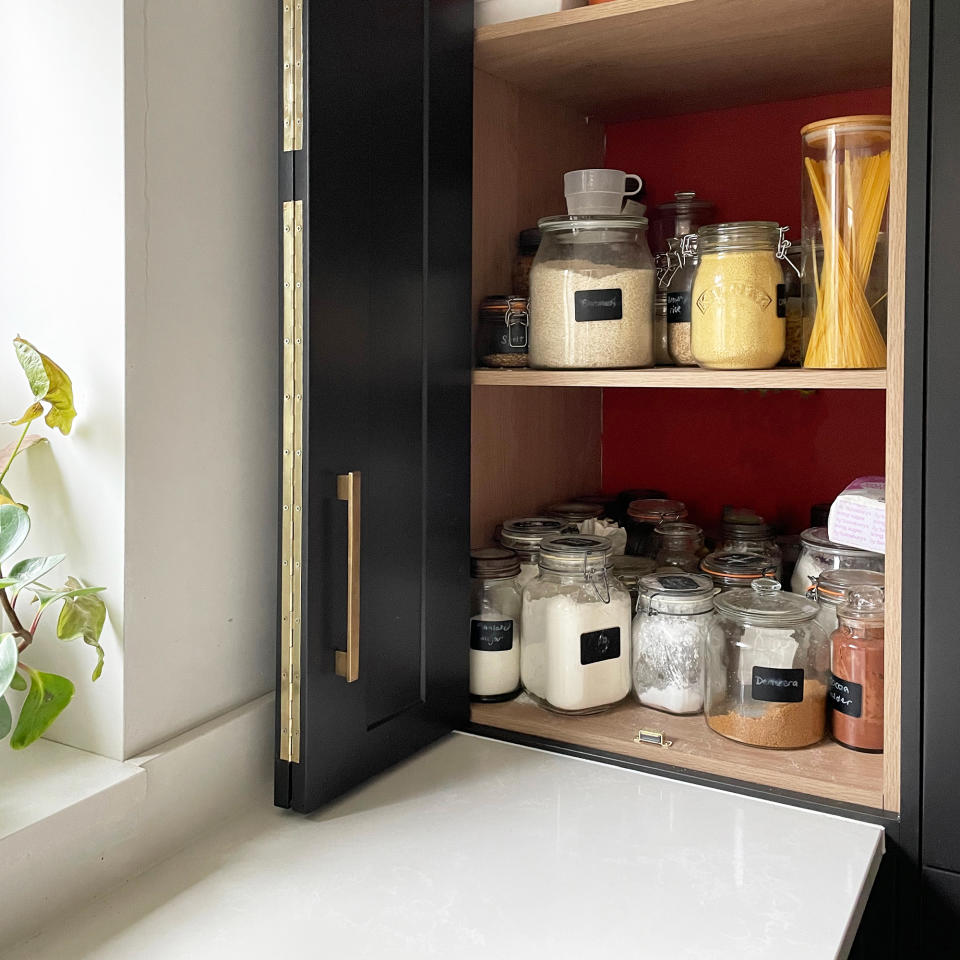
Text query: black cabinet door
275 0 472 813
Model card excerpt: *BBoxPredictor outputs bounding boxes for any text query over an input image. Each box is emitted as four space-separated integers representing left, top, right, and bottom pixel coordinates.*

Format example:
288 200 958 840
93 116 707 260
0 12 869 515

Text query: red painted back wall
600 89 891 536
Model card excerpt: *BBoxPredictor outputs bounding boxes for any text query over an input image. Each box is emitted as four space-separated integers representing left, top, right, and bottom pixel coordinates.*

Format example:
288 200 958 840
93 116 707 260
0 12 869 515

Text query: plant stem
0 420 30 487
0 582 32 653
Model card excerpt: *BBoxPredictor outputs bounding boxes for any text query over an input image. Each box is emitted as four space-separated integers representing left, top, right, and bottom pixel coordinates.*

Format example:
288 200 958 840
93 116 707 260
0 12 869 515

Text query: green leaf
0 503 30 563
33 581 105 612
0 696 10 740
57 577 107 682
13 337 77 435
3 554 66 601
10 669 74 749
6 401 43 427
9 669 26 691
0 634 16 697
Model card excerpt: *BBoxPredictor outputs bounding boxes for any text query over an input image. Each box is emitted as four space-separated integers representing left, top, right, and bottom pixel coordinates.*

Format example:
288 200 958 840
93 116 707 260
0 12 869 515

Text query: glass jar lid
639 572 717 614
715 578 818 625
800 114 891 142
653 521 702 542
655 190 715 214
626 498 688 523
545 501 604 524
499 517 565 554
838 584 885 622
815 568 885 605
700 551 776 581
800 526 883 560
470 546 520 580
722 517 775 542
698 220 780 254
538 214 649 232
538 534 613 574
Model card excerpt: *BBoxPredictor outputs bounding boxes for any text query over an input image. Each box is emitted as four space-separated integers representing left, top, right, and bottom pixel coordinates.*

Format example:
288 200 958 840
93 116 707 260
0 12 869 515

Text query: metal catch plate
282 1 303 151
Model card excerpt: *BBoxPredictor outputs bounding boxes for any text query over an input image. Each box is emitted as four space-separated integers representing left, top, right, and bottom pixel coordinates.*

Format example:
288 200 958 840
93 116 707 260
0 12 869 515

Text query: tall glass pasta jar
801 116 890 369
528 215 655 369
691 222 786 369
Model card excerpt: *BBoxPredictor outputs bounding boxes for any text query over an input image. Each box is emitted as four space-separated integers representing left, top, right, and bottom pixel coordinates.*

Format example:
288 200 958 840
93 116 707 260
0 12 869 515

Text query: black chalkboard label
776 283 787 318
666 291 690 324
580 626 621 665
470 619 514 652
752 665 804 703
574 289 622 323
828 671 863 717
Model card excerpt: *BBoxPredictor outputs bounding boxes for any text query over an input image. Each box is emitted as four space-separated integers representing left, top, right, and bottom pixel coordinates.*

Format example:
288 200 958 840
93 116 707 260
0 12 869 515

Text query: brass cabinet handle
335 471 361 682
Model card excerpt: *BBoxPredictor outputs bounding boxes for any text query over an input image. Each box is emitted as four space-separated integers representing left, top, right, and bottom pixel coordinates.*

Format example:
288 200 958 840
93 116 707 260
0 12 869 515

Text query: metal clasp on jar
777 226 802 277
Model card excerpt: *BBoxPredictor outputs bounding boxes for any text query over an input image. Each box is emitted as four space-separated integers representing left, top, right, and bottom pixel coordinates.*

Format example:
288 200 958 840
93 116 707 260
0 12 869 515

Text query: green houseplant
0 337 106 748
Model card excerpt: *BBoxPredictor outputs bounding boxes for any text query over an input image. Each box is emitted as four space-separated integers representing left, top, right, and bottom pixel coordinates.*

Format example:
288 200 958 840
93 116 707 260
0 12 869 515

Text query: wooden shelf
472 367 887 389
472 695 884 809
475 0 893 121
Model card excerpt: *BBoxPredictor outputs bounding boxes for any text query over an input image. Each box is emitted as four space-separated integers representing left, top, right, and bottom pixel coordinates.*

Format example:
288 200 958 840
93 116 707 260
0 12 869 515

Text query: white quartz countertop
4 732 883 960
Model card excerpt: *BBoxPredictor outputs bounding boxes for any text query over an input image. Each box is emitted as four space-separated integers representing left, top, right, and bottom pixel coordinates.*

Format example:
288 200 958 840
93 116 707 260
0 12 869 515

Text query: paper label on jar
580 626 621 665
666 291 690 324
574 288 623 323
828 671 863 717
751 665 804 703
470 619 514 652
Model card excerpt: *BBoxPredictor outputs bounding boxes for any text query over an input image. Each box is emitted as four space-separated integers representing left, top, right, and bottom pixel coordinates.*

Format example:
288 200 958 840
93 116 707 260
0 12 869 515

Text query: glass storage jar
790 526 885 596
812 568 885 636
653 251 674 365
652 521 705 573
611 554 657 612
511 227 541 298
521 535 632 714
625 498 688 557
700 551 778 593
476 296 529 368
470 547 523 702
611 487 668 526
529 215 655 369
691 221 786 369
718 520 783 580
829 586 884 752
632 572 718 715
704 579 829 748
499 516 565 588
666 234 700 366
545 500 604 533
652 190 715 255
801 116 890 369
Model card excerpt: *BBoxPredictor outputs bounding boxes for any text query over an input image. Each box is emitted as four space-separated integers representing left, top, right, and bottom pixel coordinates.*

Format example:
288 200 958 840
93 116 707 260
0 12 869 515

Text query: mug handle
623 174 643 197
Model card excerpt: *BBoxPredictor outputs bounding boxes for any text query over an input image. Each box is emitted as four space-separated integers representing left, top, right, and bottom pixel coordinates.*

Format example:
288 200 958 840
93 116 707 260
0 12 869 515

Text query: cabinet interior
469 0 906 814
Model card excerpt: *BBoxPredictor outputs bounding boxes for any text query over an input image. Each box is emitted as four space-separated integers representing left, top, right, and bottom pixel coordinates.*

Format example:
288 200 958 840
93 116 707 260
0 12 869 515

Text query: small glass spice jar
652 521 705 573
625 498 688 557
511 228 541 298
790 526 885 596
521 535 632 714
499 516 565 588
666 234 700 366
704 579 829 749
691 221 789 370
470 547 523 702
700 551 778 593
812 568 885 636
829 586 884 752
476 296 529 368
632 572 718 715
719 519 783 580
544 500 604 533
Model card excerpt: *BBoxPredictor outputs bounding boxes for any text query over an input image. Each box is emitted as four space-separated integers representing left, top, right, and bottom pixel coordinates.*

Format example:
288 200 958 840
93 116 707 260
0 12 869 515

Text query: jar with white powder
790 526 885 596
470 547 523 702
521 535 632 714
528 215 655 369
499 516 565 589
633 572 718 715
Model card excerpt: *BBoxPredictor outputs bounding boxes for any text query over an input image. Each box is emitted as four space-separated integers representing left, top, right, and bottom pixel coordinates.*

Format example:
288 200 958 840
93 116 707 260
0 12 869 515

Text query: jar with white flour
470 547 523 702
521 535 632 714
499 516 565 589
632 572 718 715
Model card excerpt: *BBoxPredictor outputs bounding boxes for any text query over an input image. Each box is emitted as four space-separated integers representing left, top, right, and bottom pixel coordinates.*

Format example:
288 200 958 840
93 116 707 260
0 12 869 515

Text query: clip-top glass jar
812 568 885 636
666 233 700 366
632 572 718 715
790 526 885 596
705 579 829 749
476 296 529 368
830 585 884 752
652 521 704 573
700 551 777 593
529 215 655 369
719 519 783 580
544 500 604 533
521 535 632 714
470 548 523 702
499 516 565 588
691 221 787 369
625 498 688 557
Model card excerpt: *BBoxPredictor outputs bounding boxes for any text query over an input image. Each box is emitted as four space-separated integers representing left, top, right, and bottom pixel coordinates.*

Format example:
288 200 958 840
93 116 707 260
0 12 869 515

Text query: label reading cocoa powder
470 619 514 652
580 626 621 665
574 289 623 323
666 291 690 324
828 671 863 717
751 665 804 703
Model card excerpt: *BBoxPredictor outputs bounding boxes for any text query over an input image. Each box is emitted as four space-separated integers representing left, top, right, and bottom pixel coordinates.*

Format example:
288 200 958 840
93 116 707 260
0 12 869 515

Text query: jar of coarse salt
521 535 632 715
470 547 523 703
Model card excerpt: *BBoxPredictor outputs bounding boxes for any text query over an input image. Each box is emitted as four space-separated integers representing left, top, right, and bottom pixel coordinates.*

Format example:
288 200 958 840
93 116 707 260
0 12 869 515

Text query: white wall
0 0 126 759
122 0 279 755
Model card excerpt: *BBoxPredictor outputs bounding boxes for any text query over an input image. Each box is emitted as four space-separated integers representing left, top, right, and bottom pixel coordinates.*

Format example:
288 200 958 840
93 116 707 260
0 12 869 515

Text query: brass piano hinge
282 0 304 151
280 199 304 762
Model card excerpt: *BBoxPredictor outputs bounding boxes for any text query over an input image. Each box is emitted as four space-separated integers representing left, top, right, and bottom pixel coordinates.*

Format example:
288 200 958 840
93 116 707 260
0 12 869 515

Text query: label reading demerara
470 619 514 652
666 291 690 324
751 665 804 703
828 671 863 717
574 289 623 323
580 626 621 665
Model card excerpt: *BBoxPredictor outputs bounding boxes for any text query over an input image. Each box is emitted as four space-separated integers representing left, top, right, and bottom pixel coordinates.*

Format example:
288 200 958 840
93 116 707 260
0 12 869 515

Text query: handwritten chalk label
666 291 690 324
776 283 787 318
574 289 623 323
470 619 514 652
828 671 863 718
580 627 621 666
752 665 804 703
